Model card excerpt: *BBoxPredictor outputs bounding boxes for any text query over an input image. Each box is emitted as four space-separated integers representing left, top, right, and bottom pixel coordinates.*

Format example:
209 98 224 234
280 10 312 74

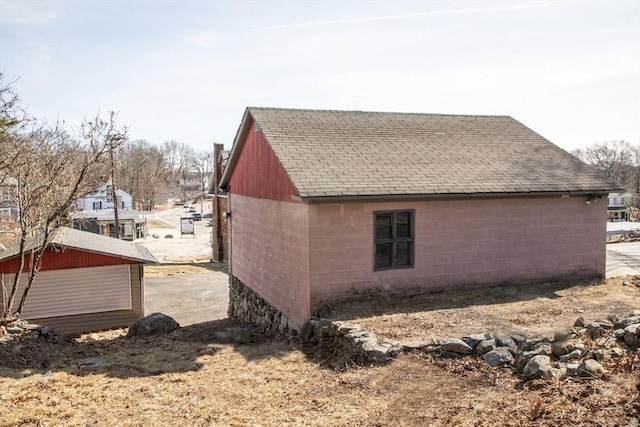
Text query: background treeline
572 140 640 196
116 139 212 211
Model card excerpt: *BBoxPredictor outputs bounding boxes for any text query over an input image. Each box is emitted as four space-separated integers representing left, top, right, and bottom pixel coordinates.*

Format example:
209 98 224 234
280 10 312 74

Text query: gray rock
565 363 580 377
495 335 517 350
78 357 113 369
577 359 605 379
39 326 51 336
559 349 583 362
614 328 625 340
438 338 473 354
530 343 553 356
361 341 397 363
127 312 180 337
461 333 492 349
595 336 616 348
586 322 607 340
552 340 573 357
553 329 574 342
475 339 496 355
522 336 552 351
523 355 554 380
574 317 586 328
484 347 514 367
510 334 526 346
402 341 432 352
615 315 640 330
5 326 22 334
624 324 640 347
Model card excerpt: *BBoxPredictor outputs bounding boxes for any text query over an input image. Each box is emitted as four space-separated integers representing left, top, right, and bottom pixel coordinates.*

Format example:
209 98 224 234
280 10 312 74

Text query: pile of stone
0 319 61 344
302 318 402 368
405 311 639 380
302 310 640 378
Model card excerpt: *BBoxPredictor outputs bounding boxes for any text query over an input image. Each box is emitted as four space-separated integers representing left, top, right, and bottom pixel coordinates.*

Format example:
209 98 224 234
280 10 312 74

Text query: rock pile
0 319 62 344
302 318 402 369
302 310 640 379
407 311 640 380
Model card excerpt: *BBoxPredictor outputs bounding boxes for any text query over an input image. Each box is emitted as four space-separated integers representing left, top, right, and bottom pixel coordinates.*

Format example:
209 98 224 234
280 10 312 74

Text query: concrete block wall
308 196 607 311
229 194 311 329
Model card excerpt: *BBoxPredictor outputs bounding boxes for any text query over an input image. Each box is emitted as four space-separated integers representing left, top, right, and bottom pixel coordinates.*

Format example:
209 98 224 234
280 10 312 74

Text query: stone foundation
301 318 401 369
227 276 298 336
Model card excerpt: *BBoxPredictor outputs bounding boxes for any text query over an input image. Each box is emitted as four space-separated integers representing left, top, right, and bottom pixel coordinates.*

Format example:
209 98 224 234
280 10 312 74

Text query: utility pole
213 143 224 261
110 139 121 239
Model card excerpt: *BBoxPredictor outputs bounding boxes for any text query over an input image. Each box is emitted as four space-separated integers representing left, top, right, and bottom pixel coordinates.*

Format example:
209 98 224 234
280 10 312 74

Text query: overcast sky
1 0 638 152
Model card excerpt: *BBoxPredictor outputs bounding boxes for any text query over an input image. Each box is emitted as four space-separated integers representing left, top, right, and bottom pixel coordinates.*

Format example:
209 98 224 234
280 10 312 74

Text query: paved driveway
144 270 229 326
607 242 640 277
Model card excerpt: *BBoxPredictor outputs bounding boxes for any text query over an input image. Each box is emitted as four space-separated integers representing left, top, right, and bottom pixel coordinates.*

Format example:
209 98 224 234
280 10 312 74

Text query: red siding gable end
228 119 299 202
0 247 135 274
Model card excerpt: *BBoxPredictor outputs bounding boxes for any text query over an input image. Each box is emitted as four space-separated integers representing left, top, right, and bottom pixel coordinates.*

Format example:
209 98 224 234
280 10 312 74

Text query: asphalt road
138 204 214 262
144 269 229 326
606 242 640 277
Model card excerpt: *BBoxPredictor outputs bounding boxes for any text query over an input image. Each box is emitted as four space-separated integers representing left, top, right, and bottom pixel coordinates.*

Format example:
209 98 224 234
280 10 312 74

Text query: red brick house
219 107 623 331
0 227 157 334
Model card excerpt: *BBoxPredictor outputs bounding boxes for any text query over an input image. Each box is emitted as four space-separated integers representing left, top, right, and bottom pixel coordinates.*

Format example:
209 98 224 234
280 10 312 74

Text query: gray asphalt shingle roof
223 107 622 200
0 227 157 264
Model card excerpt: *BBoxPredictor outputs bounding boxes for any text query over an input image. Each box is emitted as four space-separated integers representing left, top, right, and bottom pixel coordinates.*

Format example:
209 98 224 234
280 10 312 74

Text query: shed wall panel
228 119 299 202
11 264 143 335
3 265 132 319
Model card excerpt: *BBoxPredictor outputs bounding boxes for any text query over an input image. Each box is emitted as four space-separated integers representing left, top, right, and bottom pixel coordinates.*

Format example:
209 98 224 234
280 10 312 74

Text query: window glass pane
396 212 411 238
375 214 392 239
395 242 412 266
375 243 393 268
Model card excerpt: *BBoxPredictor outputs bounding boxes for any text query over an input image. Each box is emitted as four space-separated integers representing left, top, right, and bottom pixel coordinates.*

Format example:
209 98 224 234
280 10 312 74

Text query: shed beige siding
2 264 144 335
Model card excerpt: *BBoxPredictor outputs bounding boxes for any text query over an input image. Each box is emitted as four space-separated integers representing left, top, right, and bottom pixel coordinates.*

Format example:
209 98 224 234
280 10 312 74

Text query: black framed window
374 210 414 270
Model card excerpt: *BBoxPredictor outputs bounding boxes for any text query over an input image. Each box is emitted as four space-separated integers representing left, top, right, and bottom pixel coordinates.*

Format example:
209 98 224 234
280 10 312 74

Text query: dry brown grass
1 277 639 426
144 262 226 277
318 277 640 342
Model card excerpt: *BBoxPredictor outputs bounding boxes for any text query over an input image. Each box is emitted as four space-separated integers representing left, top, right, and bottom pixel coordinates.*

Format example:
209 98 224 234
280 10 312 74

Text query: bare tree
1 112 127 321
117 140 165 210
572 140 632 186
190 149 213 194
0 72 29 182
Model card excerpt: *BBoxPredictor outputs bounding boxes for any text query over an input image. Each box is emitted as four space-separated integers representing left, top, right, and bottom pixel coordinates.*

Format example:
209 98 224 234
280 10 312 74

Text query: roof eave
299 189 622 204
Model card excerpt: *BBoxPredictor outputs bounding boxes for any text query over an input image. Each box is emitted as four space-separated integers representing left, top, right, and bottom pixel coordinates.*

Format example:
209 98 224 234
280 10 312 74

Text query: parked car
189 206 197 213
192 212 202 221
206 219 213 227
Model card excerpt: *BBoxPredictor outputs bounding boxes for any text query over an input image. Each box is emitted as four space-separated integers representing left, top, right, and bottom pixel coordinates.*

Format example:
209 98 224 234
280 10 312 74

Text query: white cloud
0 1 59 25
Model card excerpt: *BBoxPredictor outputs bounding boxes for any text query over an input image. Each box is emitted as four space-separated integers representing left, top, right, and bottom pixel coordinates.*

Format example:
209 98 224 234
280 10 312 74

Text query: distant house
71 209 151 241
220 107 623 331
0 227 157 334
75 183 133 211
0 177 18 222
607 192 633 222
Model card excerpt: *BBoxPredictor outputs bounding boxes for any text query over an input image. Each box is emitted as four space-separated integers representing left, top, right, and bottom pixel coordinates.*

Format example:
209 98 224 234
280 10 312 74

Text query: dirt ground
1 277 639 426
